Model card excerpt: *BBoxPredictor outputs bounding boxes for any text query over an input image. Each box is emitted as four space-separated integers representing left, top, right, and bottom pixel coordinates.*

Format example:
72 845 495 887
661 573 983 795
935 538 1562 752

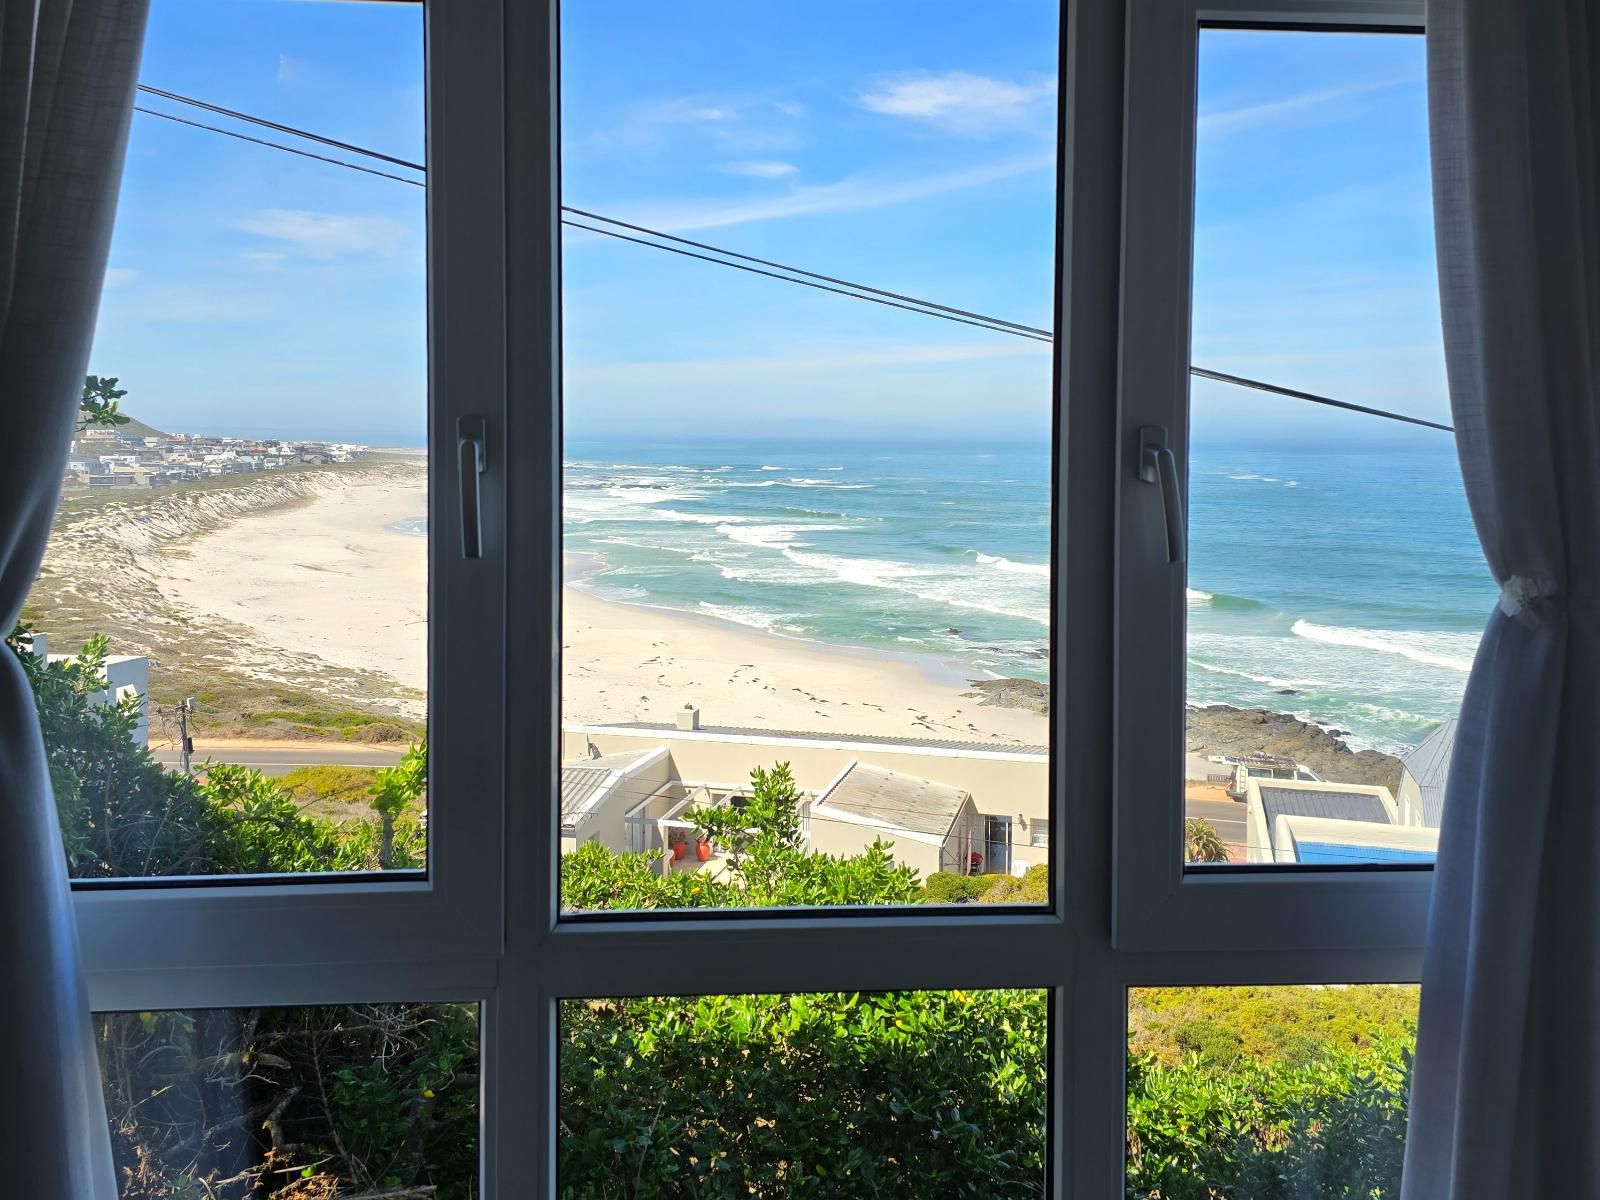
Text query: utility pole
168 697 196 771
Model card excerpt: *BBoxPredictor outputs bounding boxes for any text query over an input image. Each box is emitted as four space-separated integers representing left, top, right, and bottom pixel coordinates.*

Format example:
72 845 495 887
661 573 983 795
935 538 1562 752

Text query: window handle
458 416 486 560
1139 425 1185 565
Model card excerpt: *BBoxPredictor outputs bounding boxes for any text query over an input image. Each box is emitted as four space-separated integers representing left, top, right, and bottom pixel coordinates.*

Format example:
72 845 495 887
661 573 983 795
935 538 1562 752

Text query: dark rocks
1185 704 1403 792
964 678 1050 717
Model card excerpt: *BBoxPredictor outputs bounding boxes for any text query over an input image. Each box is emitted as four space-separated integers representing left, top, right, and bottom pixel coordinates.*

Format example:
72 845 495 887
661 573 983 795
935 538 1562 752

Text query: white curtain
1404 2 1600 1196
0 1 148 1196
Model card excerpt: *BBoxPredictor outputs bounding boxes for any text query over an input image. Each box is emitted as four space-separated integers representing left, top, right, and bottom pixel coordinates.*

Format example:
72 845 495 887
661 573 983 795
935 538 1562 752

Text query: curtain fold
0 2 149 1196
1405 2 1600 1196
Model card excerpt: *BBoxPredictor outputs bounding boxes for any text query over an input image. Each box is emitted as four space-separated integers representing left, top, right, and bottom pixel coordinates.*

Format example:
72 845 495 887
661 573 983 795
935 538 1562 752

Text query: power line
1190 367 1455 434
564 205 1052 339
134 105 425 188
561 218 1050 342
136 84 424 172
130 85 1455 434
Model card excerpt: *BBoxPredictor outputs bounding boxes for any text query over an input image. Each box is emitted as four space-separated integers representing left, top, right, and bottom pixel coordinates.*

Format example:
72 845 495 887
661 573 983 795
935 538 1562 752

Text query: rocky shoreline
1186 704 1404 792
966 677 1406 791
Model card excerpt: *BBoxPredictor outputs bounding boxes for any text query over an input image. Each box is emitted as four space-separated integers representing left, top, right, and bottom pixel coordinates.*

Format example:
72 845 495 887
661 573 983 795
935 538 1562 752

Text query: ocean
561 437 1493 756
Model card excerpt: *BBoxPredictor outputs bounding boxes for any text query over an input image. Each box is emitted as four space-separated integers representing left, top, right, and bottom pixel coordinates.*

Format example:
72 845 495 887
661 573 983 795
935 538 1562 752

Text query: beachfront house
561 717 1048 878
808 761 983 878
23 633 149 748
1243 776 1438 866
1397 717 1457 829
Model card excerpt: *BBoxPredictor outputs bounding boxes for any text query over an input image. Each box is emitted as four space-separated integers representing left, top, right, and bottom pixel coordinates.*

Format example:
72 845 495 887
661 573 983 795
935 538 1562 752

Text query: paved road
1184 793 1248 847
152 744 404 775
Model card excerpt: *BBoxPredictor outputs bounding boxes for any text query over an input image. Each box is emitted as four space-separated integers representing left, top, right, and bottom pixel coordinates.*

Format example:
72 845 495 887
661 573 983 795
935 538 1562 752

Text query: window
1127 985 1417 1196
63 2 1439 1197
97 1003 478 1198
31 0 433 880
560 989 1047 1193
1182 27 1487 871
558 0 1060 912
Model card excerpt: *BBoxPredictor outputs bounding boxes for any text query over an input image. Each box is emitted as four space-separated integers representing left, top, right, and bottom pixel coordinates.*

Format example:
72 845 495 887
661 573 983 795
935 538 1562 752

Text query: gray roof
1260 785 1391 832
560 749 656 824
576 721 1046 757
1400 718 1456 828
813 763 971 839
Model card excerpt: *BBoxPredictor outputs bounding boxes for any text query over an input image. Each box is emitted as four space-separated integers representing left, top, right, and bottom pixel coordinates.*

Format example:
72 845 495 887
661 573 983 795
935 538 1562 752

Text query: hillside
80 410 169 440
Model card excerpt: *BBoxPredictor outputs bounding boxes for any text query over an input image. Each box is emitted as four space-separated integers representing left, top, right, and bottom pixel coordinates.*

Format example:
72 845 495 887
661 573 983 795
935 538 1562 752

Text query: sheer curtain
0 1 148 1195
1404 2 1600 1196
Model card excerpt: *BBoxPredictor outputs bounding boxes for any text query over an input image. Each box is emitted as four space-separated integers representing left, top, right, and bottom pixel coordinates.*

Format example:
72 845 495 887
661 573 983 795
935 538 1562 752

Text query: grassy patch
1128 984 1420 1071
281 765 381 806
241 708 417 741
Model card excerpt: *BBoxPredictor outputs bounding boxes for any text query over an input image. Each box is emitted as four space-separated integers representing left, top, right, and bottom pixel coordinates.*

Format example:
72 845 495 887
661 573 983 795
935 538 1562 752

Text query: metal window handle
1138 425 1185 565
458 416 486 560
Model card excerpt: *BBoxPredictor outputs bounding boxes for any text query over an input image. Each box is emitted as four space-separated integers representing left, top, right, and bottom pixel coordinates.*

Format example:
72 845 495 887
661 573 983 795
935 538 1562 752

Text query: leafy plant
1185 817 1231 864
80 374 131 430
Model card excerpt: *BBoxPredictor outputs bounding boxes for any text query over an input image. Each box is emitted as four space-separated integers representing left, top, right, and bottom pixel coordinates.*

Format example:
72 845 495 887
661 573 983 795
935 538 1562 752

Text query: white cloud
276 53 311 87
1198 76 1417 136
234 209 408 259
240 249 287 269
716 160 800 179
860 71 1054 133
606 152 1052 234
637 96 735 125
102 267 140 287
774 100 806 118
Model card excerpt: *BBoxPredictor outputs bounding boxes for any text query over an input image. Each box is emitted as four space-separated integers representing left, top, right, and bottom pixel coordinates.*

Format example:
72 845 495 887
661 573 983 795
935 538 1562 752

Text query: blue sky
88 3 1447 447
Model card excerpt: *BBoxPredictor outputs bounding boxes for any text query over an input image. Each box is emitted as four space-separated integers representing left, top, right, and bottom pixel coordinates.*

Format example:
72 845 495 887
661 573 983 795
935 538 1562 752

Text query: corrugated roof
578 721 1047 756
1261 785 1390 831
1400 718 1456 828
813 762 971 839
560 749 658 823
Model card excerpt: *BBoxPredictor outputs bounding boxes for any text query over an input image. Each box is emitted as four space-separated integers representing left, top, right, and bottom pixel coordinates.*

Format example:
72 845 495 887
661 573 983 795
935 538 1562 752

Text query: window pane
1183 30 1491 868
561 990 1046 1194
27 0 428 878
99 1003 477 1198
1127 985 1417 1197
559 1 1058 910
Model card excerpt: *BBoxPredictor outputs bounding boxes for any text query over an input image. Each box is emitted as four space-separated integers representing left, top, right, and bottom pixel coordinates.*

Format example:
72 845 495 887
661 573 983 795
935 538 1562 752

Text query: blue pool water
1295 842 1436 866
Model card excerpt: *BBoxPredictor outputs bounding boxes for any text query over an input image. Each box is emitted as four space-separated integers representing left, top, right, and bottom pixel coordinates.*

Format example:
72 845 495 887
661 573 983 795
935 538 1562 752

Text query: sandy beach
99 462 1047 748
155 461 428 695
562 585 1048 746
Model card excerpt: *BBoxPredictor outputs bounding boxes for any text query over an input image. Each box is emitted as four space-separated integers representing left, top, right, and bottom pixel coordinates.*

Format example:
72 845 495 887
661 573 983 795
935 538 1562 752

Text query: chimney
675 704 700 731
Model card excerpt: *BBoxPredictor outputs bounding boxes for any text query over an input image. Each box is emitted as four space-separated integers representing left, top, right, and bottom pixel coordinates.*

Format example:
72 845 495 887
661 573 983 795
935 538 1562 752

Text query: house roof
560 749 660 825
1400 717 1456 828
811 762 972 842
1260 785 1391 831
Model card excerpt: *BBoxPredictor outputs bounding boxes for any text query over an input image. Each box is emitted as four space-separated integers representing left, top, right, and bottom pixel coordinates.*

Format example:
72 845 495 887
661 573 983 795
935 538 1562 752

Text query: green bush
278 763 381 809
920 871 1002 903
560 990 1049 1199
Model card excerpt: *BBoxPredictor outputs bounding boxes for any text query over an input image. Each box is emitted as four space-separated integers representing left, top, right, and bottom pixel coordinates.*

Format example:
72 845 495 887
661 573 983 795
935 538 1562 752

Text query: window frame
74 0 508 1005
68 1 1437 1197
1111 0 1437 954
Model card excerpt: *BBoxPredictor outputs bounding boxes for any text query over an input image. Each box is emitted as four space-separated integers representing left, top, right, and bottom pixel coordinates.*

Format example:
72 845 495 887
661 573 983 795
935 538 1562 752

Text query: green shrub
920 871 1002 903
982 862 1049 904
279 763 381 810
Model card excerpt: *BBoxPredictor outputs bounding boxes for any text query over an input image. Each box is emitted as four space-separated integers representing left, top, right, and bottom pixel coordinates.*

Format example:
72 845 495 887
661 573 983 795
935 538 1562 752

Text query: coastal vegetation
21 634 1413 1196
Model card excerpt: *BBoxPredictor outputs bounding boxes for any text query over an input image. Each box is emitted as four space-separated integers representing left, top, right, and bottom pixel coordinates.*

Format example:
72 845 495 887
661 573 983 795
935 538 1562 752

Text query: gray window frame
68 1 1432 1195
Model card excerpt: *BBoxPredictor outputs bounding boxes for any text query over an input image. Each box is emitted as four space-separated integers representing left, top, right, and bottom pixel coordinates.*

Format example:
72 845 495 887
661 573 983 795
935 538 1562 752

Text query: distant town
65 420 368 491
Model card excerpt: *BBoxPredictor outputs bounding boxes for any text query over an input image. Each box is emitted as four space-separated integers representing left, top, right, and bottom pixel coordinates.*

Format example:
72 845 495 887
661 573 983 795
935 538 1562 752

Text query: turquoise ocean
561 438 1494 756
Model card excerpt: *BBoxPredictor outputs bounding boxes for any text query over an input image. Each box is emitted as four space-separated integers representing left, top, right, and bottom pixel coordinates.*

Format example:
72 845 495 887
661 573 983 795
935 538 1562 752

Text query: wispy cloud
860 71 1054 134
103 267 140 287
234 209 408 259
605 152 1052 234
1199 75 1418 136
716 160 800 179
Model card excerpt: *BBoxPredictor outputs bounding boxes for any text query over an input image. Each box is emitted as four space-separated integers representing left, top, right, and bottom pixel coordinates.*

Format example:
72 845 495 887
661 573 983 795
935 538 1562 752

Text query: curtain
0 1 148 1196
1404 2 1600 1196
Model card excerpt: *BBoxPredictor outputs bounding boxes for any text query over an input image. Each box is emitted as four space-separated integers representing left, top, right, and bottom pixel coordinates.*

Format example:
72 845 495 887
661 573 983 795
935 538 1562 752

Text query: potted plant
695 834 713 862
668 829 688 861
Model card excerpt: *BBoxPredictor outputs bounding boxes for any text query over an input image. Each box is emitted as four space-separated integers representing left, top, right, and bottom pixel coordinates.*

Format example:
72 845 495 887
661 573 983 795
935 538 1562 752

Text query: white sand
151 465 1048 748
563 586 1048 746
154 464 428 692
